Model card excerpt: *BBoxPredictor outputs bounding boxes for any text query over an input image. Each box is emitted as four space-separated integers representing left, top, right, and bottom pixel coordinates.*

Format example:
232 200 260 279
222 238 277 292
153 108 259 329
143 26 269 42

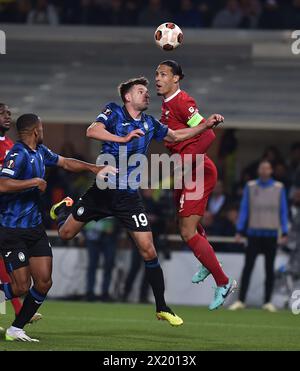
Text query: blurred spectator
275 188 300 307
0 0 295 29
0 0 17 22
59 141 92 197
258 0 283 29
288 142 300 190
27 0 59 25
212 0 243 28
262 146 284 167
107 0 123 25
239 0 262 28
81 0 111 25
286 189 300 280
43 166 72 229
84 218 118 302
242 145 284 182
15 0 32 23
229 160 289 312
122 0 141 26
283 0 300 29
273 161 291 192
175 0 203 28
138 0 171 27
218 129 238 194
216 204 239 236
61 0 82 24
201 210 216 235
196 0 220 27
208 180 227 216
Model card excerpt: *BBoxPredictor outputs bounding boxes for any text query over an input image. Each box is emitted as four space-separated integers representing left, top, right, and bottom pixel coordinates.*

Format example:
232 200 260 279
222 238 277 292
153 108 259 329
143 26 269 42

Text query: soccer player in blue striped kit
0 113 115 342
50 76 224 326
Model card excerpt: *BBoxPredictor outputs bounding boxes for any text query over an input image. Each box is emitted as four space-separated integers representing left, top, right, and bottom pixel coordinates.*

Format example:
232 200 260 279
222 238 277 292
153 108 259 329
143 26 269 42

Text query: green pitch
1 301 300 351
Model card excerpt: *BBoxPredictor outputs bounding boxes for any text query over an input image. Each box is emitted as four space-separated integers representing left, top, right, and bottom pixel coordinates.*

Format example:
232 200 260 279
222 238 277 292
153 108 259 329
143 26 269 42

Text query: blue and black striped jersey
0 141 59 228
95 103 168 190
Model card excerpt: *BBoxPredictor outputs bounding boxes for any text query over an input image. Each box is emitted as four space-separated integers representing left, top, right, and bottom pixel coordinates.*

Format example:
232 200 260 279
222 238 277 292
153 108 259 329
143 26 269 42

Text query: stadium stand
1 26 300 130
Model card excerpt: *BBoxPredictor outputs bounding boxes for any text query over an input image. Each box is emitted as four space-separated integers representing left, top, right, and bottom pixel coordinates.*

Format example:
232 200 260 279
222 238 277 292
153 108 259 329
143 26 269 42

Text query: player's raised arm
57 156 117 176
86 122 144 143
164 114 224 143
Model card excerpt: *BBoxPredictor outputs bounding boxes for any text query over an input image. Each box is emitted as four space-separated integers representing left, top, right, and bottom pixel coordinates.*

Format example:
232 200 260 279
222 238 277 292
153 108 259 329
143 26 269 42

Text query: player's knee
13 281 31 297
140 243 157 260
180 226 195 243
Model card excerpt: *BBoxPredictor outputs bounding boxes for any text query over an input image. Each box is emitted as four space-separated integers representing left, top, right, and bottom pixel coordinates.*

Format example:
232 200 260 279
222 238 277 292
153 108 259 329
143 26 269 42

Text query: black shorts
72 186 151 232
0 224 52 272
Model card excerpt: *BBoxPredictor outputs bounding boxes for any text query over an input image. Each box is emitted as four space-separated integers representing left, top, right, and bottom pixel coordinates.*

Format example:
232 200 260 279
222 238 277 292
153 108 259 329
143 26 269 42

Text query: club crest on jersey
188 108 199 120
143 121 149 131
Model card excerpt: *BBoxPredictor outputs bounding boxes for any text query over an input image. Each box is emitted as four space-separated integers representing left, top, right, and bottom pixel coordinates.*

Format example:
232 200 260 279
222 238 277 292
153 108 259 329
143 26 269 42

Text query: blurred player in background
0 103 41 328
50 76 222 326
0 113 112 341
155 60 237 310
230 160 288 312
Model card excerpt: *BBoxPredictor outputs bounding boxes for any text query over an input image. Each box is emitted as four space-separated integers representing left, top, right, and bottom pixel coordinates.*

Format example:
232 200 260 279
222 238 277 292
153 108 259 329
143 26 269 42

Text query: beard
136 103 148 112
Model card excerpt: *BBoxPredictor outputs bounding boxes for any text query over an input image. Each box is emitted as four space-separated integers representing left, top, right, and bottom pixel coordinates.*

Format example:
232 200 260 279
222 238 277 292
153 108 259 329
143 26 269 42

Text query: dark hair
16 113 40 132
0 103 6 110
118 77 149 103
159 60 184 80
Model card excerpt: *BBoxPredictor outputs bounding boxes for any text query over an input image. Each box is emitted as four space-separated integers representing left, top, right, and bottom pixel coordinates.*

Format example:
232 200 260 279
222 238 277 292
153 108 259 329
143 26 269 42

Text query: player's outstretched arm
0 177 46 193
57 156 117 176
164 114 224 143
86 122 144 143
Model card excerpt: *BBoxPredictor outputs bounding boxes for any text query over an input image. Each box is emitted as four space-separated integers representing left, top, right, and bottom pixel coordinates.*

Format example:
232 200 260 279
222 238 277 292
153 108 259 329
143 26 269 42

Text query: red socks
0 259 22 315
187 233 229 286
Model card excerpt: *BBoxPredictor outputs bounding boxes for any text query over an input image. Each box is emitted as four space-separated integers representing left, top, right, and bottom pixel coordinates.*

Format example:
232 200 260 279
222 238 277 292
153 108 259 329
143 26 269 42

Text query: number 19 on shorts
132 213 148 228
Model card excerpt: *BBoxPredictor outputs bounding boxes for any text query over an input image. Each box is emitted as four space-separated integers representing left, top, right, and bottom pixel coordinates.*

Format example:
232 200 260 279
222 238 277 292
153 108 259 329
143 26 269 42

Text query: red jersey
161 90 216 155
0 136 14 168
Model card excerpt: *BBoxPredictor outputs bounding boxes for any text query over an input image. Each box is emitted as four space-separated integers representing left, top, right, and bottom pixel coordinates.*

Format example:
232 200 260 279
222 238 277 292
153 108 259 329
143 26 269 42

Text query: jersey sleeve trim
96 113 108 122
1 168 15 176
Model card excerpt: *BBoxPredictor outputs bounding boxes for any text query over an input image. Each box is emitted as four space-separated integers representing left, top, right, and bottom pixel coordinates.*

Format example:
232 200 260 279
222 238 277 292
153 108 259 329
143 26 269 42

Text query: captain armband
187 112 204 127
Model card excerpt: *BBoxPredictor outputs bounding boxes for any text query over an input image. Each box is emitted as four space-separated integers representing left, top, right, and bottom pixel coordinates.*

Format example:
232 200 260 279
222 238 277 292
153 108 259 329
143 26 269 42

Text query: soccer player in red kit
0 103 42 324
155 61 237 310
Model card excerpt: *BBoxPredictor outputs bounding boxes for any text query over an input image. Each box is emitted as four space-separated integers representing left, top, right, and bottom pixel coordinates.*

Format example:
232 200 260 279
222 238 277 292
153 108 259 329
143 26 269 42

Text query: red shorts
174 155 217 217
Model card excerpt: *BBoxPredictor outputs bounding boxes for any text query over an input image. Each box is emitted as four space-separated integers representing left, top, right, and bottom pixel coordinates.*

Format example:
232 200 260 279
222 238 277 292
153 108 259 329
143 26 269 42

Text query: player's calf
58 225 77 241
34 278 52 295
